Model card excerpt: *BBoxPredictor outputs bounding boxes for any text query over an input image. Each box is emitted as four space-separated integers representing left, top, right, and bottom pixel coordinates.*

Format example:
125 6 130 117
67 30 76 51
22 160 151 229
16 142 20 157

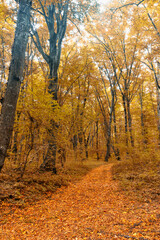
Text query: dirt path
0 164 159 240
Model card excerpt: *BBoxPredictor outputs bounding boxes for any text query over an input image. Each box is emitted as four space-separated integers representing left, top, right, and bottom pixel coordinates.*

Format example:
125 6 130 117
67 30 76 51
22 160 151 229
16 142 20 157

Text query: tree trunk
84 142 89 159
96 120 100 160
83 129 91 160
40 134 57 173
157 87 160 145
0 0 31 172
104 90 115 162
122 95 128 147
104 113 112 162
0 34 6 94
39 63 58 172
36 2 68 172
113 106 117 141
113 104 120 161
157 62 160 146
139 85 147 146
127 99 134 147
72 134 78 150
78 117 84 161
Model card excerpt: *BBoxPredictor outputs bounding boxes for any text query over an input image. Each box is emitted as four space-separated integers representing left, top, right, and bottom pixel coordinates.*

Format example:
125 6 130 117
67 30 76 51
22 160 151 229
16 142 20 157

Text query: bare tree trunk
72 134 78 156
122 95 128 147
157 62 160 146
157 88 160 144
40 130 57 173
139 85 147 146
0 0 31 172
113 104 120 161
113 106 117 141
0 34 6 93
105 112 112 162
84 139 89 159
96 120 100 160
104 88 115 162
127 99 134 147
78 116 84 161
83 127 91 160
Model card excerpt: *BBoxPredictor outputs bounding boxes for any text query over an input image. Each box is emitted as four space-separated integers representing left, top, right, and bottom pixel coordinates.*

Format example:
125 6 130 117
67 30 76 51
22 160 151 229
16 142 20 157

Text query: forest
0 0 160 239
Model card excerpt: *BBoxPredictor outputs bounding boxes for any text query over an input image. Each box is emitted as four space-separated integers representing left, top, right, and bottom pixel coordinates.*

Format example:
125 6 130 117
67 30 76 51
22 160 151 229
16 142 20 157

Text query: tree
30 0 99 171
0 1 15 104
0 0 32 172
110 0 160 144
157 62 160 144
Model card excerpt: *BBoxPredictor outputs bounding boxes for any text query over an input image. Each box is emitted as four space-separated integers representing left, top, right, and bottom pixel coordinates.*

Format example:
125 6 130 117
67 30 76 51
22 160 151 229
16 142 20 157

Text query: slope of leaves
112 149 160 202
0 160 103 207
0 164 160 239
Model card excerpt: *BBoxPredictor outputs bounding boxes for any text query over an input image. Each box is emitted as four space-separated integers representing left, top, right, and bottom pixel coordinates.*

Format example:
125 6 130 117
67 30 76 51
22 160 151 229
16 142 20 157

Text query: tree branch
110 0 145 13
30 24 50 64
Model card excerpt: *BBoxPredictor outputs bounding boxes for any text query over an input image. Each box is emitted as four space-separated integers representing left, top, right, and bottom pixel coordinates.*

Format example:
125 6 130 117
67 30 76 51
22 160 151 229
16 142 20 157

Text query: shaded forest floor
0 163 160 240
0 161 103 207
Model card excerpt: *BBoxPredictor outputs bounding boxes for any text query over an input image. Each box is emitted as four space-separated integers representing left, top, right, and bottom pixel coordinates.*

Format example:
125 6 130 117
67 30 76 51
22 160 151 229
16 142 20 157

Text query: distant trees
0 0 159 174
110 0 160 145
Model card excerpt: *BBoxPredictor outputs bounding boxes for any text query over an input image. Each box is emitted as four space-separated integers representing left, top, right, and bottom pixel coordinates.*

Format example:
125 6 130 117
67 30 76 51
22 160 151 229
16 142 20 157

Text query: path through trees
0 164 159 239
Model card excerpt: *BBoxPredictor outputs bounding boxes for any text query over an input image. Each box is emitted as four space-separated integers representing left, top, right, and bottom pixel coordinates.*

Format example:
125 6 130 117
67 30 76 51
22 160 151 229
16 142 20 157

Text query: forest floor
0 164 160 240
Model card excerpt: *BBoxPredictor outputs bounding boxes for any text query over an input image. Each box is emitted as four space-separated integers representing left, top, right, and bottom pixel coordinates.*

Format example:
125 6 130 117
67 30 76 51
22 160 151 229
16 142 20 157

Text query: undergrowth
112 149 160 202
0 159 104 208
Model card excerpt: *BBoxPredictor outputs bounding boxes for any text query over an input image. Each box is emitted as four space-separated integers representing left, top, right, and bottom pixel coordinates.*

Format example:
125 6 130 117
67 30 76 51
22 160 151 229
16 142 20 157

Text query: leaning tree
0 0 32 172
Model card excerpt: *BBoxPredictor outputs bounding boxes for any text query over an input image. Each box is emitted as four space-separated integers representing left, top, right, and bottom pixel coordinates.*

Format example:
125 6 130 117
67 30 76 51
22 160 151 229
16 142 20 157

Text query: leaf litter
0 164 159 239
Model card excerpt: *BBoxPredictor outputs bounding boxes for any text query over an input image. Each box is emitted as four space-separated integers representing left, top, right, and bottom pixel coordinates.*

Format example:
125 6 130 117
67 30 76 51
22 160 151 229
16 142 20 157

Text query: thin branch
37 0 49 28
110 0 145 13
145 10 160 38
30 24 50 64
68 17 82 35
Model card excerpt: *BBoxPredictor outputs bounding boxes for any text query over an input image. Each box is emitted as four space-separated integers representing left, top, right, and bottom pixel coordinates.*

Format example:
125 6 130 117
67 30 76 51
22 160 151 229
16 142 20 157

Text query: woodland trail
0 164 159 240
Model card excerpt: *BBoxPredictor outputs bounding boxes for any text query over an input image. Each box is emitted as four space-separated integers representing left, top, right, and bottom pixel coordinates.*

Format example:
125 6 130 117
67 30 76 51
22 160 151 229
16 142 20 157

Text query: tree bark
0 0 31 172
139 85 147 146
104 112 112 162
122 94 128 147
157 62 160 146
113 102 120 161
96 120 100 160
104 89 115 162
127 99 134 147
40 130 57 173
0 35 6 89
